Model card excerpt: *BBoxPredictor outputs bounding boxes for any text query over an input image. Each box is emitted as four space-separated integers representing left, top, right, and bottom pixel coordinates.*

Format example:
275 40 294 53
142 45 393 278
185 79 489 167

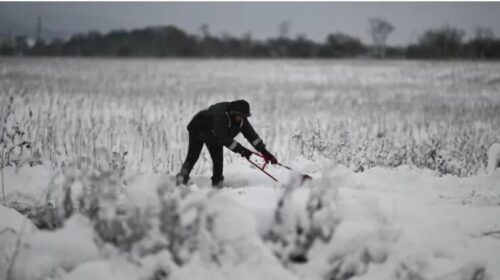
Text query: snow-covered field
1 58 500 176
1 158 499 280
1 58 500 279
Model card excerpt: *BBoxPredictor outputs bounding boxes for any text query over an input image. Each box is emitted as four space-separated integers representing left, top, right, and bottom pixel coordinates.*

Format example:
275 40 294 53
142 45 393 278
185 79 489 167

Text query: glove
262 150 277 164
239 146 252 159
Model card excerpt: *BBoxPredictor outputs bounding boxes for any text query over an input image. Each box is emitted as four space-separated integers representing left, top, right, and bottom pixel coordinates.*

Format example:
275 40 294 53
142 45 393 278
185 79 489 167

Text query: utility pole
36 15 42 41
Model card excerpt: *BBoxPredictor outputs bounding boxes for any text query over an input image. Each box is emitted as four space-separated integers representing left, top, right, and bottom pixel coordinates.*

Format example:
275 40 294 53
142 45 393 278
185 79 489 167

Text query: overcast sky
1 2 500 45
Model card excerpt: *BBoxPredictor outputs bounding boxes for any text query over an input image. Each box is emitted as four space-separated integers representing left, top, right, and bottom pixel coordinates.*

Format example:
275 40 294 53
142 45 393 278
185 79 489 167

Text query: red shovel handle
248 152 312 182
247 157 278 182
276 163 292 170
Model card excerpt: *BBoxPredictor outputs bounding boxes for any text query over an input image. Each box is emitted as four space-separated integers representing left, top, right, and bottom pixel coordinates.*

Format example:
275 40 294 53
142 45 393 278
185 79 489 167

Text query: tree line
1 19 499 59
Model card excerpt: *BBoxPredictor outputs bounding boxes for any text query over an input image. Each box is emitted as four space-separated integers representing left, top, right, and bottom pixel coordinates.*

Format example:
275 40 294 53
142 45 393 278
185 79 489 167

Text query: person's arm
241 119 266 152
242 119 277 163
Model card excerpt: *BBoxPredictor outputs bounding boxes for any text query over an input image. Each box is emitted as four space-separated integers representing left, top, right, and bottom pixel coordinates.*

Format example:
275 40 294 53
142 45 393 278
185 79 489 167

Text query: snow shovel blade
292 171 312 185
301 174 313 182
275 162 312 183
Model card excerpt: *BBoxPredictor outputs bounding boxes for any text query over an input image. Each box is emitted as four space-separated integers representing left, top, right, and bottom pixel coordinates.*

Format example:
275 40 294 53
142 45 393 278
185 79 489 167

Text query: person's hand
239 147 252 159
262 150 277 164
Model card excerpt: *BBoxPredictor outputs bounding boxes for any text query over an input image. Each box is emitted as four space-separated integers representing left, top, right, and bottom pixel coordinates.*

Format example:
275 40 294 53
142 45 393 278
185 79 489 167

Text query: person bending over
176 99 277 187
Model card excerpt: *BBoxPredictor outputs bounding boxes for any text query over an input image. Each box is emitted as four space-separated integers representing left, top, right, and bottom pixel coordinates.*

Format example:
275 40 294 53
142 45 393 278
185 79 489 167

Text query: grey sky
1 2 500 45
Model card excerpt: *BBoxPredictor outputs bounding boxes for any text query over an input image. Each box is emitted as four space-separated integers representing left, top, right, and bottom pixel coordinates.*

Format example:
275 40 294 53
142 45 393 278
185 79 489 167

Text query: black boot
176 173 189 186
176 167 190 186
211 176 224 189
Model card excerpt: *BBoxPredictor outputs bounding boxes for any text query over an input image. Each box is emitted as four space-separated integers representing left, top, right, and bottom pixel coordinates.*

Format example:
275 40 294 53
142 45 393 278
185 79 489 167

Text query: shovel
246 152 312 183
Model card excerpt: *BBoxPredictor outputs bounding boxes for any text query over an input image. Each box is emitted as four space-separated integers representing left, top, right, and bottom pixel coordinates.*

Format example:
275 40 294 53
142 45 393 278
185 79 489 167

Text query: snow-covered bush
263 169 407 280
265 172 341 265
292 119 338 160
1 96 41 205
2 159 499 280
0 204 38 280
487 143 500 174
291 119 494 177
7 215 100 280
1 124 34 169
37 149 127 229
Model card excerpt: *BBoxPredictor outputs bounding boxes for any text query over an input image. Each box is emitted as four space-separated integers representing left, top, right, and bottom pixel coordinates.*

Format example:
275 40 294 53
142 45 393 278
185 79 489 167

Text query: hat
228 99 251 117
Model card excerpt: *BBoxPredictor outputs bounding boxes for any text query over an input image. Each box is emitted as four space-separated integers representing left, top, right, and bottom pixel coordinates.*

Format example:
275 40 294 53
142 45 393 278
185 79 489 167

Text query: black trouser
179 129 224 184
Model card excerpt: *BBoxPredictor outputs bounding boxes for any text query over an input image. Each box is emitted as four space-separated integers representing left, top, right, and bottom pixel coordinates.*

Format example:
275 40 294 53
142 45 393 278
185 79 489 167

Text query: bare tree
199 23 210 38
418 25 465 58
474 26 494 40
472 26 494 59
368 18 394 58
278 21 290 39
241 31 253 55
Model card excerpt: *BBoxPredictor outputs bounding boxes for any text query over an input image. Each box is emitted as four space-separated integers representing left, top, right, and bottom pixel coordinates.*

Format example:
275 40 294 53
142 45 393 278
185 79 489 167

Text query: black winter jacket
187 102 266 153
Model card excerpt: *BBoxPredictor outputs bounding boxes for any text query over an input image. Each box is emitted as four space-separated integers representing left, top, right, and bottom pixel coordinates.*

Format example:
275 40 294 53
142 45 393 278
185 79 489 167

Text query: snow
3 214 100 280
0 204 38 278
1 158 499 280
63 259 142 280
0 204 37 234
171 192 298 280
1 163 53 210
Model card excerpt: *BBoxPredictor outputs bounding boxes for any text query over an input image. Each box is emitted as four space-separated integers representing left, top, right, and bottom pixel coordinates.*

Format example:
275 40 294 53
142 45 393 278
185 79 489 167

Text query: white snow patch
1 159 499 279
62 259 141 280
2 163 53 208
9 214 99 280
0 204 38 278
